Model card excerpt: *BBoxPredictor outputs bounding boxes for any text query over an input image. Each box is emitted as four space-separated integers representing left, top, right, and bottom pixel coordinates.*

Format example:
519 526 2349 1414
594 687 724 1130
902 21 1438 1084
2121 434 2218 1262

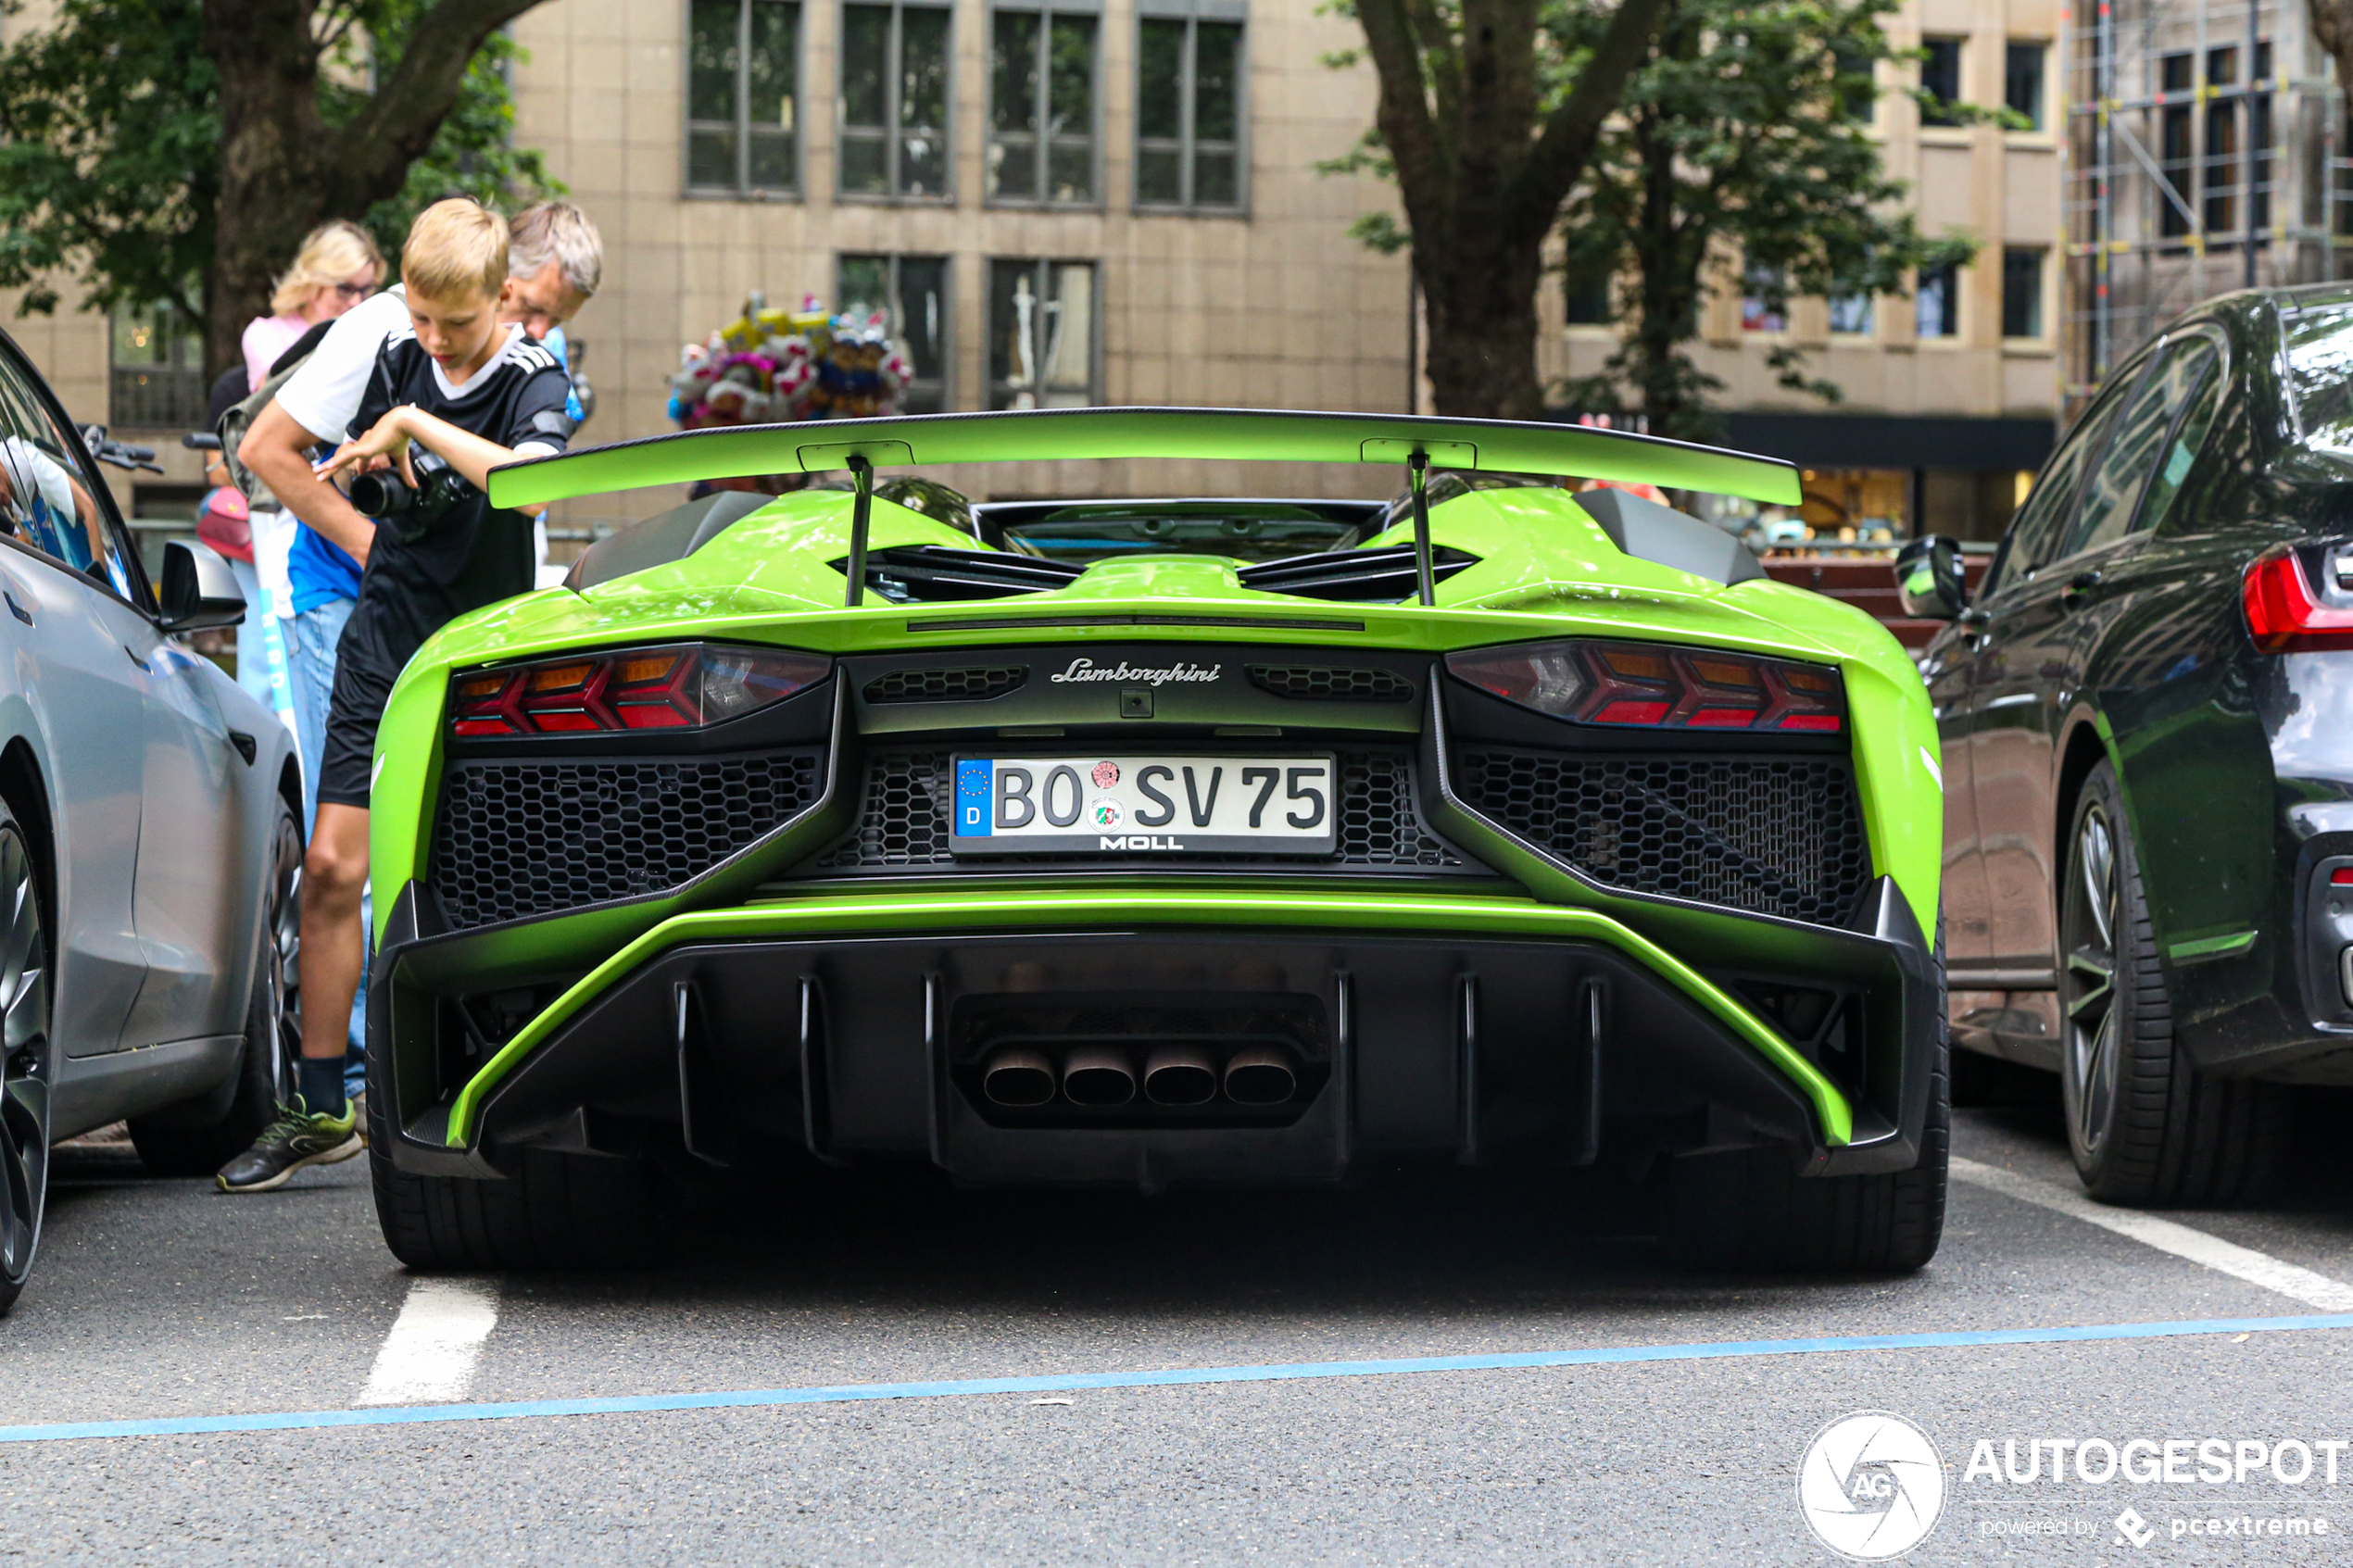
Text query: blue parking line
6 1311 2351 1445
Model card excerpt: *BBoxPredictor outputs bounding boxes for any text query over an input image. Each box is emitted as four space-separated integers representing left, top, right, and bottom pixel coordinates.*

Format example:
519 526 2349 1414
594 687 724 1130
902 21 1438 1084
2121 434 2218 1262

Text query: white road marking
356 1278 501 1407
1951 1157 2353 1311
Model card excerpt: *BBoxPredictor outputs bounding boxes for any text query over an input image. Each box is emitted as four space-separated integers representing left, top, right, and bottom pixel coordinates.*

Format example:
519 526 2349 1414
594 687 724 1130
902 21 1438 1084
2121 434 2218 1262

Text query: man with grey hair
231 197 602 1134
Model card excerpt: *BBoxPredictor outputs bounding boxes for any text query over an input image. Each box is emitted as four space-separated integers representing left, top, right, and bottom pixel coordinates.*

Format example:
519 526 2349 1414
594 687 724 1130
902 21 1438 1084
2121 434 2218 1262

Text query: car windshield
2282 296 2353 453
990 502 1367 565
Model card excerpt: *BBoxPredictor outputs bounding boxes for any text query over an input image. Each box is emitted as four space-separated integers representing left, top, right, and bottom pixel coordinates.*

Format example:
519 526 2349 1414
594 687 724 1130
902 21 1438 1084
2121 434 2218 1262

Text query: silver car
0 331 301 1313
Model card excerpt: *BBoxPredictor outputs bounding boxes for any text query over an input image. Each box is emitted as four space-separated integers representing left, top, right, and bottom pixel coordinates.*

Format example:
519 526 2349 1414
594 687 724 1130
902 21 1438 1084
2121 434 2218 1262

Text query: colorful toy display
666 291 913 432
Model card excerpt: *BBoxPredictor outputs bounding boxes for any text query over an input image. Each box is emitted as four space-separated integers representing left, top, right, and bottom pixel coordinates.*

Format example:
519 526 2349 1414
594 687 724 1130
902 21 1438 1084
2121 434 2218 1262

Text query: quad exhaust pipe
1060 1047 1137 1107
1222 1047 1298 1106
976 1044 1300 1109
980 1048 1057 1108
1142 1047 1217 1106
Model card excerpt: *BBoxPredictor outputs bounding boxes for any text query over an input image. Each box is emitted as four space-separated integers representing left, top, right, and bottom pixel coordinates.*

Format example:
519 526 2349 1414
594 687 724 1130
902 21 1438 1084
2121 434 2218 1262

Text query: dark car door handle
2061 570 2103 606
123 645 148 673
3 592 30 627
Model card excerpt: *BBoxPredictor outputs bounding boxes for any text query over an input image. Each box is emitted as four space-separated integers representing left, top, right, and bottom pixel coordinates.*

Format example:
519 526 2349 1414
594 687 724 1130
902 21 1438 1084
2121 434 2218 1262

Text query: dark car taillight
2243 546 2353 653
1445 639 1844 733
449 644 830 736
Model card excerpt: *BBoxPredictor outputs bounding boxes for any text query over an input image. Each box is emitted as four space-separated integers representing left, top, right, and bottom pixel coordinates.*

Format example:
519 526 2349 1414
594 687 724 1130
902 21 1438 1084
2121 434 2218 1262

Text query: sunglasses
333 281 376 300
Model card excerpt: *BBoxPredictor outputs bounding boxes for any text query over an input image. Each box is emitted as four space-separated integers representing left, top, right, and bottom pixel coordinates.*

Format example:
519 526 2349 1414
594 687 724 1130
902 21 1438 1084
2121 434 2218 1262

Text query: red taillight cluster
449 644 829 737
1445 640 1845 733
2242 546 2353 654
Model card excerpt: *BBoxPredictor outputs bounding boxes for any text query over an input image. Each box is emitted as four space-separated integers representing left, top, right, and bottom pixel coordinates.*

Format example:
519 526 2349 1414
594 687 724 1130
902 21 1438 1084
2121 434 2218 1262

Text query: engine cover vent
1245 665 1416 702
863 665 1029 704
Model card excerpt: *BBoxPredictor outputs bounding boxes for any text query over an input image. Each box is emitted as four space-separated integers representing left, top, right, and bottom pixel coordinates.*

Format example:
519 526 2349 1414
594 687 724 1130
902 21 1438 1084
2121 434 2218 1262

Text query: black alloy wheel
2060 794 2123 1168
2058 762 2287 1204
130 800 304 1175
0 817 52 1313
257 807 303 1108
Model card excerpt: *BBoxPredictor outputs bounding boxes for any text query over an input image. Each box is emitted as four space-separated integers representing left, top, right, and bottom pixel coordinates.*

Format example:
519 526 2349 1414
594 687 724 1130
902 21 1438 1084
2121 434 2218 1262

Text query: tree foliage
1337 0 1672 420
1551 0 1977 439
0 0 556 377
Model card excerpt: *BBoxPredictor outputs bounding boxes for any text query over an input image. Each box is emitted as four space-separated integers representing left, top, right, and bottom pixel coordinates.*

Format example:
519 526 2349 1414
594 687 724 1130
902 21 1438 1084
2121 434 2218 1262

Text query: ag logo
1795 1411 1945 1560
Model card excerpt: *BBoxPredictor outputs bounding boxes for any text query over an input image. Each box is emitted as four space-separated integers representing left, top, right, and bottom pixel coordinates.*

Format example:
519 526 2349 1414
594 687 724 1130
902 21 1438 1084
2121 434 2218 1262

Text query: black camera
346 450 474 543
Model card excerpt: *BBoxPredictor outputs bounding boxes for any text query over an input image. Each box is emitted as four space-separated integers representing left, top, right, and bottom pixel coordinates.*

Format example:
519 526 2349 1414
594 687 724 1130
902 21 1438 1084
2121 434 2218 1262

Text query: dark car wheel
130 800 302 1176
2060 762 2287 1204
0 814 53 1314
1661 916 1950 1273
364 1036 661 1271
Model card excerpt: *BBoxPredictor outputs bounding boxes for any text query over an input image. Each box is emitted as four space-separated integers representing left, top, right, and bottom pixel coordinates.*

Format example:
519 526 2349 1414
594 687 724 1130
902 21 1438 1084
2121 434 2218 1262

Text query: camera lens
347 470 412 518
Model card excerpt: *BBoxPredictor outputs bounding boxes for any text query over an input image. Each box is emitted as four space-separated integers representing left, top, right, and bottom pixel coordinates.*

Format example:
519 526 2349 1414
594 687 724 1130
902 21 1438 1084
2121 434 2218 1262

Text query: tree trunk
199 0 550 380
203 0 328 380
1353 0 1670 423
1417 242 1547 420
2310 0 2353 175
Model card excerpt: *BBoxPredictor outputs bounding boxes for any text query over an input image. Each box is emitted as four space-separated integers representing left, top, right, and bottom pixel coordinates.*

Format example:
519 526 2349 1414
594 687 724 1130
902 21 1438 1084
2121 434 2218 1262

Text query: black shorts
316 604 409 809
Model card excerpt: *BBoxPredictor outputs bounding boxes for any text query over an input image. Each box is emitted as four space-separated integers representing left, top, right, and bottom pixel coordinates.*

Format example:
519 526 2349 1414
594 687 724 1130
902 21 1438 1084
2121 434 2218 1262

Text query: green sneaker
215 1100 362 1193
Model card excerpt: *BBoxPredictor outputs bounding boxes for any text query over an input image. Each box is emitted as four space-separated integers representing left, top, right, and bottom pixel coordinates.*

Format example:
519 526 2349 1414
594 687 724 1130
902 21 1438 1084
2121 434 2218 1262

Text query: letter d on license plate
950 755 1339 856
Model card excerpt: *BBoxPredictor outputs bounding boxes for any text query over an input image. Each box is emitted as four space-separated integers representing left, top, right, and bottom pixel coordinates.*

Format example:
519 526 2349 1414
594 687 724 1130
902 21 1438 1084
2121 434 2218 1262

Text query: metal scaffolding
2064 0 2347 408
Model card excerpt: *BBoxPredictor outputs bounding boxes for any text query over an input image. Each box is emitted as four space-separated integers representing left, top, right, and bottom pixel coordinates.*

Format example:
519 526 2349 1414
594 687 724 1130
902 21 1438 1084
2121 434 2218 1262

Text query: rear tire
1661 917 1950 1273
0 813 55 1314
364 1037 661 1269
2060 762 2288 1204
130 798 302 1177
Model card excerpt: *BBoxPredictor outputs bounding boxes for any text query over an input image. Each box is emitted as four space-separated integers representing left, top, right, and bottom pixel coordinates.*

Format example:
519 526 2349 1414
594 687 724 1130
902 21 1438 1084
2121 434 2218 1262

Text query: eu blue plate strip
6 1311 2349 1445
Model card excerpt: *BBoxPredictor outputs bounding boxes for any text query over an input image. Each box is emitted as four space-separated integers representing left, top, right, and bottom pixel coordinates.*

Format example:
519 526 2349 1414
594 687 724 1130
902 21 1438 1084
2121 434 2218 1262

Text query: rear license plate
950 756 1340 855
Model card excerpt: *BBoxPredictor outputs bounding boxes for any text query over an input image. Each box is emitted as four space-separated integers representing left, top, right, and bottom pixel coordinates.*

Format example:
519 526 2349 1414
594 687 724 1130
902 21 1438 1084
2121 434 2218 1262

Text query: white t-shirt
273 284 410 445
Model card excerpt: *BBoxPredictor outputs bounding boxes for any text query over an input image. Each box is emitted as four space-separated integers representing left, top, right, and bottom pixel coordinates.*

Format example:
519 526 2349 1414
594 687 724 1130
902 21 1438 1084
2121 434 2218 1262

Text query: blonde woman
240 221 384 394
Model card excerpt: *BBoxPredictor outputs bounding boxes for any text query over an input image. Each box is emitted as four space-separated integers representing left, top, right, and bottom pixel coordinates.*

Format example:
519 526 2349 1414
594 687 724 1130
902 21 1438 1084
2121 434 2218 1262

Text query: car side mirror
1894 534 1969 621
157 539 245 632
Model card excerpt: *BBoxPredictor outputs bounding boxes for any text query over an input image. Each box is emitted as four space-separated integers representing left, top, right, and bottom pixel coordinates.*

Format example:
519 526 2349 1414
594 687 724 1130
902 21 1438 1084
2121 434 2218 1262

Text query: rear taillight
2242 546 2353 653
1445 639 1845 733
449 644 829 737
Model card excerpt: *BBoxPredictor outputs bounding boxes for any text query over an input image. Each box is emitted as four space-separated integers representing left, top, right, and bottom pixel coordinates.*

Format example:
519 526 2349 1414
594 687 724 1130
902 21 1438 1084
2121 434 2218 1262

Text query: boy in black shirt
220 200 573 1192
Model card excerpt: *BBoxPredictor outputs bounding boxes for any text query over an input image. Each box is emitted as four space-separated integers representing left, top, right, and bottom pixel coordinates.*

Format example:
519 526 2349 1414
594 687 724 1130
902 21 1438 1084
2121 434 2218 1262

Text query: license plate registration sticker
950 756 1340 855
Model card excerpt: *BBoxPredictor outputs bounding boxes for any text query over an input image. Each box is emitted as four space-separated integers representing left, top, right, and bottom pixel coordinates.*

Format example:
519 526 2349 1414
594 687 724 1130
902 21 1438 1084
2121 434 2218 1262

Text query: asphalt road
7 1089 2353 1566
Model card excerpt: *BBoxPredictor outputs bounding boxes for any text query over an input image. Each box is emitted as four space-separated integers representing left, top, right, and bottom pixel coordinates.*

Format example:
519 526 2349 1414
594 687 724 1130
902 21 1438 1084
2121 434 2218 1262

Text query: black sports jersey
345 323 573 673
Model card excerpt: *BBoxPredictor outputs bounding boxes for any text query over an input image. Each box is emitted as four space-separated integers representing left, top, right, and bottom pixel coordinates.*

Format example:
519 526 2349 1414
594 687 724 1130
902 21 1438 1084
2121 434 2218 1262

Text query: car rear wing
485 406 1803 609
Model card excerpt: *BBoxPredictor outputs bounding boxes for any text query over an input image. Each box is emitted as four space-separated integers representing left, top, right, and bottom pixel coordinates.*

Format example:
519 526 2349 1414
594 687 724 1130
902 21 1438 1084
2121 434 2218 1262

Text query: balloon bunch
666 291 913 430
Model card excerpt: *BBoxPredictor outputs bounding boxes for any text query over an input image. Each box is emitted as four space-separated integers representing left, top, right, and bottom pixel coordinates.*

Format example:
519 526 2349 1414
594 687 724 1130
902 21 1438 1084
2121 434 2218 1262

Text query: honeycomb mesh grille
862 666 1027 704
1246 665 1416 703
432 750 824 930
810 749 1462 872
1454 748 1869 925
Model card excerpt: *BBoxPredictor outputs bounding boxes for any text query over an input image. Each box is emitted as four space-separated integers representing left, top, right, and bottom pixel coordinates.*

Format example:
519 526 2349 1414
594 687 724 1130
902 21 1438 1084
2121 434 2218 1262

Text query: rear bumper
369 880 1937 1187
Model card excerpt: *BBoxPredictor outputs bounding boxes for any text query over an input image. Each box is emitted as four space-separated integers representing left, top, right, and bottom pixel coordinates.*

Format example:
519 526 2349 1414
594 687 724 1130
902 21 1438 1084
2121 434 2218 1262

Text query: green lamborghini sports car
361 408 1946 1273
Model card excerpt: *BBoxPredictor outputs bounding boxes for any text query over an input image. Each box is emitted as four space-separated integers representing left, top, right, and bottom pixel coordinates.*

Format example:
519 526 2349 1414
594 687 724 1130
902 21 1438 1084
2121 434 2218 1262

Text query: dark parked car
1895 282 2353 1205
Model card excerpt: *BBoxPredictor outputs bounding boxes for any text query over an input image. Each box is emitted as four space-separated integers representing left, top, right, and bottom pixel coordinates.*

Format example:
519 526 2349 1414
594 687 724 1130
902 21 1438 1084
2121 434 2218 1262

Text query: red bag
196 486 252 563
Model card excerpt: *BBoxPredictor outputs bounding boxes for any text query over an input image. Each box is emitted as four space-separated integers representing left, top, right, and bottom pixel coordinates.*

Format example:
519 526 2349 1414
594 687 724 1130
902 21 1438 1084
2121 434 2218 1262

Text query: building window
687 0 800 194
2004 41 2045 130
109 304 207 429
2160 53 2193 241
988 259 1096 408
2205 45 2240 232
1919 36 1964 128
838 254 950 413
841 1 951 199
1564 269 1611 326
1916 261 1960 338
2001 247 2044 339
1136 6 1243 210
989 3 1099 205
1829 294 1874 336
1741 265 1786 333
1832 47 1875 124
